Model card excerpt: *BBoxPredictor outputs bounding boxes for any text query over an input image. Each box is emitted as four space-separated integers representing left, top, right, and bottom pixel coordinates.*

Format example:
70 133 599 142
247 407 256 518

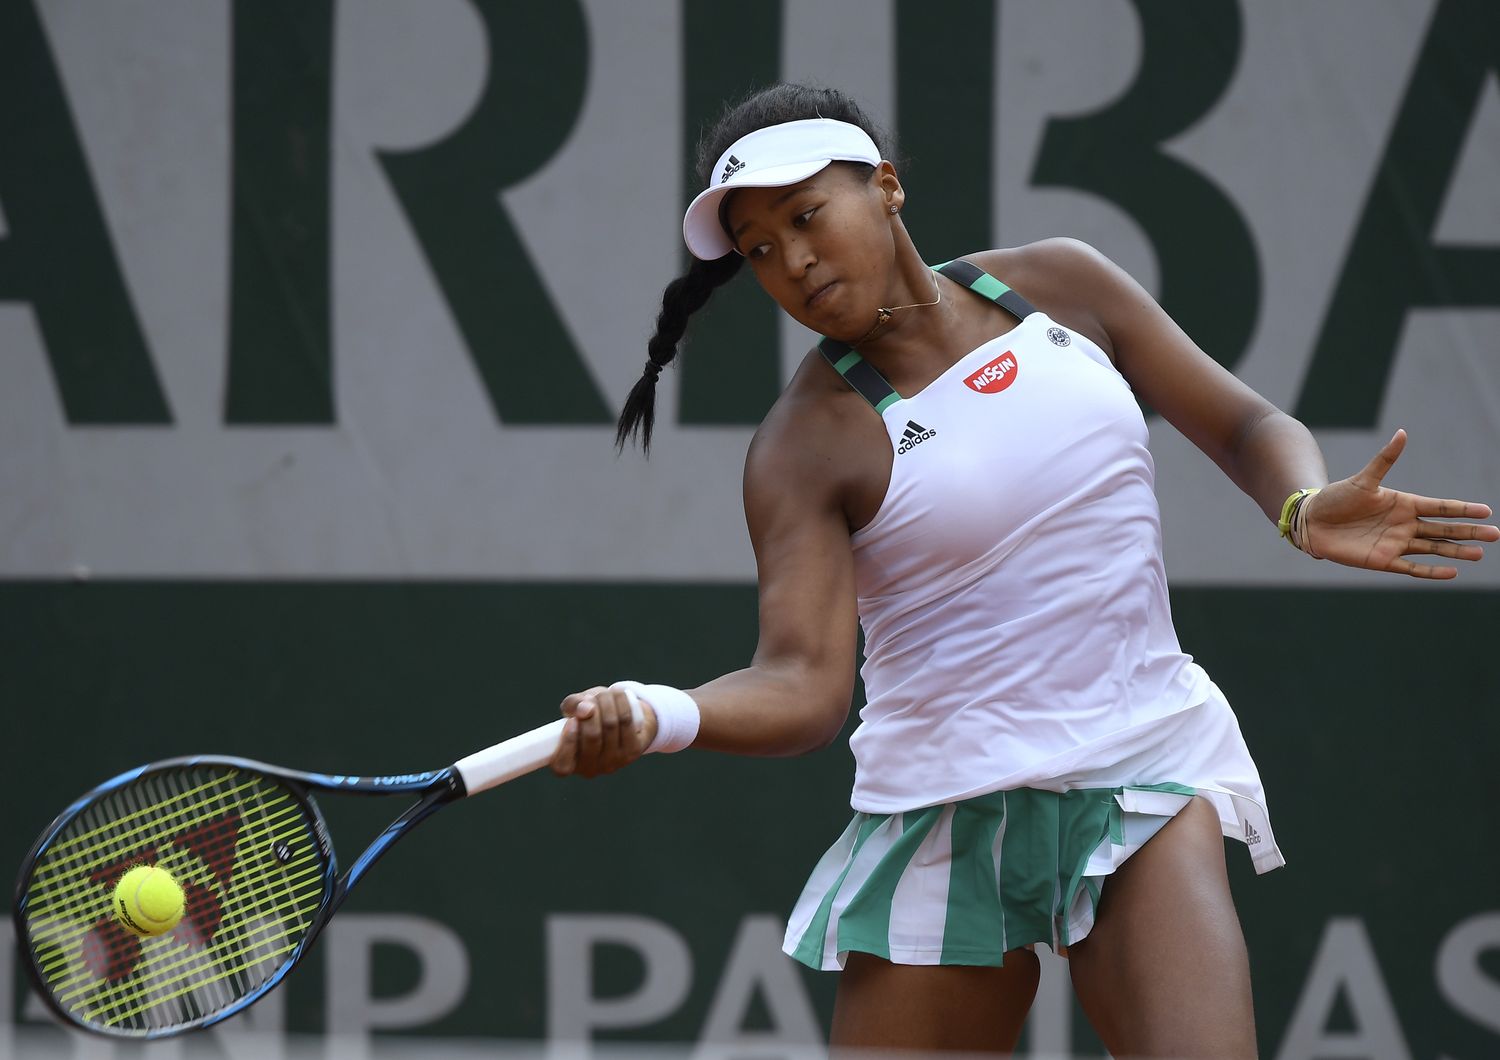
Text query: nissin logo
965 352 1019 394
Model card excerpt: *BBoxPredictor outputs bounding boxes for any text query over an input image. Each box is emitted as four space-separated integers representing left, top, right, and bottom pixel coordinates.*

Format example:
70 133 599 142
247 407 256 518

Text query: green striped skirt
782 784 1198 969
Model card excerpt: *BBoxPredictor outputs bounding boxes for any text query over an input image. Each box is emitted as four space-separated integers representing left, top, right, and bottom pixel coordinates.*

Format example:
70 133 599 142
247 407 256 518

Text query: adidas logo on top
1244 821 1261 846
720 154 746 183
896 420 936 455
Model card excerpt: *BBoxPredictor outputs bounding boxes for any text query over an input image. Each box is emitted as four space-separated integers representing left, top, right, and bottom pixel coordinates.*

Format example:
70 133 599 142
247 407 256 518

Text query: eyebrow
730 183 818 241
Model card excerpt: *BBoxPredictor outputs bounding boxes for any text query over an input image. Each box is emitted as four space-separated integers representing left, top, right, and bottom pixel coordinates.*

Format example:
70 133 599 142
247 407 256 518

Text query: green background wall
5 584 1498 1054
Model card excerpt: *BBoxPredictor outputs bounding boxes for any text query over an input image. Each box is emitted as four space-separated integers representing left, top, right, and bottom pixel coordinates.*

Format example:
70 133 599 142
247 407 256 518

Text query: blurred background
2 0 1497 1056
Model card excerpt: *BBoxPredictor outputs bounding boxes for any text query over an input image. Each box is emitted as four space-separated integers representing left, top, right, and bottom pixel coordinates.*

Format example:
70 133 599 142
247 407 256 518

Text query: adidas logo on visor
896 420 936 455
720 154 746 184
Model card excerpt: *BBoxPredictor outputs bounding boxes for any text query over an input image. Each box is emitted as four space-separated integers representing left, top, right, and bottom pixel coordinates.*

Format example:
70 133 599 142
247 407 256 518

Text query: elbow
800 684 853 755
1225 404 1279 469
747 654 854 756
768 682 850 757
803 717 845 754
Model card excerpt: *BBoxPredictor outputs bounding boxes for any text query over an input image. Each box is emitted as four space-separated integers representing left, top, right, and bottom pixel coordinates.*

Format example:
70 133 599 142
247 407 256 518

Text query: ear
874 160 905 215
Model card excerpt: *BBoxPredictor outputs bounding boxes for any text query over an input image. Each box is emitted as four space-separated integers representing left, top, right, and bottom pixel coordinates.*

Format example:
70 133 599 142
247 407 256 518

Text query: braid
615 251 743 452
618 83 892 454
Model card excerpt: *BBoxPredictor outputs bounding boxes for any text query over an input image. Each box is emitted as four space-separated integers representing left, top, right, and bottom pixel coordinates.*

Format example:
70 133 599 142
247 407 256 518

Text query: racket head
13 757 338 1039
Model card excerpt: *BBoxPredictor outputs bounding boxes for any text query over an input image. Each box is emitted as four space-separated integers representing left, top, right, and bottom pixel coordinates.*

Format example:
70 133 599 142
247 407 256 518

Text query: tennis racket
12 718 570 1039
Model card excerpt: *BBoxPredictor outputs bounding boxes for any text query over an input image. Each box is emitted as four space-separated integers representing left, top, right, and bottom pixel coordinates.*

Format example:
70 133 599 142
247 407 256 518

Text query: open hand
549 685 658 777
1302 429 1499 579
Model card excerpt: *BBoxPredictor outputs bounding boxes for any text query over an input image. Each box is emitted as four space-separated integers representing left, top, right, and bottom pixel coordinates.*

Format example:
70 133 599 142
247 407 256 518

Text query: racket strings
26 772 283 942
45 822 324 995
32 773 271 886
37 771 319 1030
19 765 332 1034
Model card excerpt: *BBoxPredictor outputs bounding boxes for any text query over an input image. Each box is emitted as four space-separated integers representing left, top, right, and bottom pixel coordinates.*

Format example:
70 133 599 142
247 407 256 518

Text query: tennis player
549 84 1497 1055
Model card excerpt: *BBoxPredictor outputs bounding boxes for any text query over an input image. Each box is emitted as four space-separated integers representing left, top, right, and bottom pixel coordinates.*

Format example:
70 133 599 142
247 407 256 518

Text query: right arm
685 413 860 755
552 399 861 775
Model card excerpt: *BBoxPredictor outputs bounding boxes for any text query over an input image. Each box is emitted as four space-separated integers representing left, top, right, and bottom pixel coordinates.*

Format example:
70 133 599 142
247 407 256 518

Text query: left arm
1010 239 1498 578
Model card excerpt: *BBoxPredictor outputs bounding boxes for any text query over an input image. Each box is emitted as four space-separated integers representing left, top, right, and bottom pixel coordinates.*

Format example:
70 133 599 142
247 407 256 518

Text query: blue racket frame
13 754 469 1040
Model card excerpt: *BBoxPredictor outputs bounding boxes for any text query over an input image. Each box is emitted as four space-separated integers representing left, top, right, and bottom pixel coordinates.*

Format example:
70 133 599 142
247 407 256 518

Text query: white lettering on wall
1275 918 1411 1060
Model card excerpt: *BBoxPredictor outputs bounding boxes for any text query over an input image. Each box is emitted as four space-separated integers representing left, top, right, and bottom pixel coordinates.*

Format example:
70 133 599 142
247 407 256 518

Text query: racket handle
454 718 567 795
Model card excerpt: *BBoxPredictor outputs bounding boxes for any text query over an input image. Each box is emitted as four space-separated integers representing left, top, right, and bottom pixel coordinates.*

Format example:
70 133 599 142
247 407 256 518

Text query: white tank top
819 261 1213 813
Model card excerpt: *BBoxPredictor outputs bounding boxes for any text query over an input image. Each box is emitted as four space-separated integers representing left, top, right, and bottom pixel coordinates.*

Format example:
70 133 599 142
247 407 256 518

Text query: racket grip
454 718 567 795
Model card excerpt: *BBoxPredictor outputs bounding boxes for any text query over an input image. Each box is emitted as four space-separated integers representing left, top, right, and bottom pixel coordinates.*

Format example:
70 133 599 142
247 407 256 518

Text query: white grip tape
452 718 566 796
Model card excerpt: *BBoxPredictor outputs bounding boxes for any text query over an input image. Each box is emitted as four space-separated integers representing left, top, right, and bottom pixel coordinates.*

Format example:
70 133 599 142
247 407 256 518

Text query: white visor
682 118 881 260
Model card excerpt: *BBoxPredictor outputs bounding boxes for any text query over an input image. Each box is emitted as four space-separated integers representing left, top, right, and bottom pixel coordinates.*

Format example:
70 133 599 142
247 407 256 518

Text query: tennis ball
112 865 185 938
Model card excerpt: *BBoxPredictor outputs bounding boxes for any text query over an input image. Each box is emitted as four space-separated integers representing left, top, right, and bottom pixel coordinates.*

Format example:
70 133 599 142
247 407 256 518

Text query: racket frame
14 717 567 1039
13 755 463 1039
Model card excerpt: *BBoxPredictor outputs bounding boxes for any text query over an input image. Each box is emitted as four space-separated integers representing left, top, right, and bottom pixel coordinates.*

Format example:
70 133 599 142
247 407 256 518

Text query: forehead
723 179 819 236
724 169 863 240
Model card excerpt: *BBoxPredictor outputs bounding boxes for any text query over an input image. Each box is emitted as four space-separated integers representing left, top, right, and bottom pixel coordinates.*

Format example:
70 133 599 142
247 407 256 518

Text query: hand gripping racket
12 718 567 1039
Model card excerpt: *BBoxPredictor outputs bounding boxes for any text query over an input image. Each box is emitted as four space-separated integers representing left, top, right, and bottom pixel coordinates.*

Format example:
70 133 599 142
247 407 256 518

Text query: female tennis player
548 84 1497 1056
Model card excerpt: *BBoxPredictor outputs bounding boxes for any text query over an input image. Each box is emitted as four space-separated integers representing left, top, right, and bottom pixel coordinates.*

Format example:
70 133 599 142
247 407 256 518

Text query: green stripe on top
832 349 862 375
816 261 1039 412
817 338 899 412
969 272 1012 301
936 259 1038 322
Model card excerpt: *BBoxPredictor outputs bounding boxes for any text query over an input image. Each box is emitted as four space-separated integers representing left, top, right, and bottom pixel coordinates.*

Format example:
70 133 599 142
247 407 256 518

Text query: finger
638 701 659 754
1352 428 1406 488
598 690 631 763
1411 496 1497 521
1412 520 1500 542
1403 538 1485 562
616 687 647 745
560 686 609 718
614 690 649 759
1387 556 1458 580
576 694 604 765
550 717 579 776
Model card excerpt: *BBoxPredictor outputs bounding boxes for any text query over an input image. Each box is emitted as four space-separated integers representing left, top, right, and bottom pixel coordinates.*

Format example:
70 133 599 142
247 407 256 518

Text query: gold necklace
854 274 943 346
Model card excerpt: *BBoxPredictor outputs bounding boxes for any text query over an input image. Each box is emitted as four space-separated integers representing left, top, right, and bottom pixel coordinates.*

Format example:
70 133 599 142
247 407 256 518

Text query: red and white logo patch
965 351 1019 394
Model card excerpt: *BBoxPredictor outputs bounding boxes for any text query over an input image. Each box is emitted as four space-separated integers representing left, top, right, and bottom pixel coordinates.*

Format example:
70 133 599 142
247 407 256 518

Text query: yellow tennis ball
113 866 185 938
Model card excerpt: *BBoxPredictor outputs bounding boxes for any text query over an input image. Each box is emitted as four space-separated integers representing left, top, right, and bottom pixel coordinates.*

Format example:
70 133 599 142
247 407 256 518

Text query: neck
851 234 959 356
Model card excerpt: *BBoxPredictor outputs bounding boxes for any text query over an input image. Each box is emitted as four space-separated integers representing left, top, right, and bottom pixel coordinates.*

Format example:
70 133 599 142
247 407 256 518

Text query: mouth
805 281 838 309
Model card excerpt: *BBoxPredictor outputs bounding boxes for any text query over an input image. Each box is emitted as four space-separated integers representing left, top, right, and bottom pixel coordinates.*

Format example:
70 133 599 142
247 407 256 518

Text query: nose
783 234 816 277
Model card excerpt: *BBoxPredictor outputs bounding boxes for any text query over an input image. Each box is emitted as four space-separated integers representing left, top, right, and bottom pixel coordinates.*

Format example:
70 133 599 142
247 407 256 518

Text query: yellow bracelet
1277 488 1321 545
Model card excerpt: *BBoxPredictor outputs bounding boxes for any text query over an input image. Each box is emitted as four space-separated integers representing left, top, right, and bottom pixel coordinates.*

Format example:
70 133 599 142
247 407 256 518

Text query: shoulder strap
933 259 1038 321
817 336 901 413
816 260 1038 413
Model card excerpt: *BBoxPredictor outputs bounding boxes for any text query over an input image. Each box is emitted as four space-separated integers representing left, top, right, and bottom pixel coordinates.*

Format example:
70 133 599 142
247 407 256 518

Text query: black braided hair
616 83 895 453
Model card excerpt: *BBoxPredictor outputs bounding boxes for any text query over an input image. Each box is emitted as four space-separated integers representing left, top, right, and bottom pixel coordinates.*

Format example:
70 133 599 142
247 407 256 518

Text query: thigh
1066 796 1257 1058
830 949 1040 1054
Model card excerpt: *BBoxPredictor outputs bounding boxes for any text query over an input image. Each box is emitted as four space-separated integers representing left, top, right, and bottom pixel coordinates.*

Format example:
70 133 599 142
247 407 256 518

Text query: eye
792 208 816 227
746 242 771 261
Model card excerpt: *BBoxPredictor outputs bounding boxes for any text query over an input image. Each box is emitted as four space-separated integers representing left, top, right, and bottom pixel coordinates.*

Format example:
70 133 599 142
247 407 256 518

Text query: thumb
1352 428 1406 489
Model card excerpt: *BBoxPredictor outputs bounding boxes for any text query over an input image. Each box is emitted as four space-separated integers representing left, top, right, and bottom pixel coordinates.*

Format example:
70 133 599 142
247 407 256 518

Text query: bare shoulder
971 239 1278 462
965 238 1134 361
967 237 1117 293
744 347 883 529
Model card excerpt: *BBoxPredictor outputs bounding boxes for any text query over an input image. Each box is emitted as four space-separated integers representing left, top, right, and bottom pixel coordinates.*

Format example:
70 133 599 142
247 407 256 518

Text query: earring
889 205 899 214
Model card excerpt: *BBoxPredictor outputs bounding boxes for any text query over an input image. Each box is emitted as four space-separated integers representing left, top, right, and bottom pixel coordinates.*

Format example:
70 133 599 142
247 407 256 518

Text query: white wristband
610 681 701 754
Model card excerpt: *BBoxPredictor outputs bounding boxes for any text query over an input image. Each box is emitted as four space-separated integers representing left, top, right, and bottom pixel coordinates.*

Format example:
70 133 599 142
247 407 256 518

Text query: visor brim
681 158 836 260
